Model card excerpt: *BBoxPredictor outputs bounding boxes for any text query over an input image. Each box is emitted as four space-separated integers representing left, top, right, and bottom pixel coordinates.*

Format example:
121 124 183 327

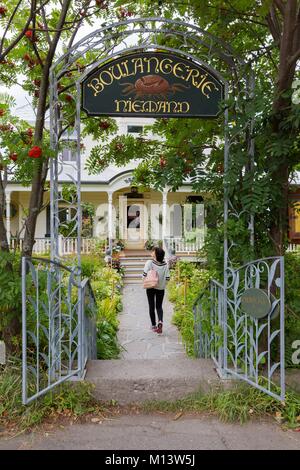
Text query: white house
4 117 206 258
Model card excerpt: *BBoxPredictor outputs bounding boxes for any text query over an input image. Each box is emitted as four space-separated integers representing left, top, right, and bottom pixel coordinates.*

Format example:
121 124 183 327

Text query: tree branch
0 0 23 54
0 0 51 62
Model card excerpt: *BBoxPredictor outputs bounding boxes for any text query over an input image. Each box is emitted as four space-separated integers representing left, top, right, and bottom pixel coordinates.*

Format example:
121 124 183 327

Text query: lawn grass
141 383 300 427
0 358 101 433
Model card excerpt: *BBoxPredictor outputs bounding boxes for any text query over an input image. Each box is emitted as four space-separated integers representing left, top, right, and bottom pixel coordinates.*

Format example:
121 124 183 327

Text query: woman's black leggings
146 288 165 326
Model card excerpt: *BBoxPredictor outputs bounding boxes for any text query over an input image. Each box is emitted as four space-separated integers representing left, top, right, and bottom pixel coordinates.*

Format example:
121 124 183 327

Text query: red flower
0 6 7 16
9 153 18 162
28 146 42 158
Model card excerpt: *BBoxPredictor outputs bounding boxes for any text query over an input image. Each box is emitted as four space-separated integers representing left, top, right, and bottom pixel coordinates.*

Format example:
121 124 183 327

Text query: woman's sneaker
151 325 158 332
156 322 163 334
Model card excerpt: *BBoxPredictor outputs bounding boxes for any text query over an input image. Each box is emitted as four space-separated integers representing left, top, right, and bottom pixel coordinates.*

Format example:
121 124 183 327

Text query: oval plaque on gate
240 288 271 319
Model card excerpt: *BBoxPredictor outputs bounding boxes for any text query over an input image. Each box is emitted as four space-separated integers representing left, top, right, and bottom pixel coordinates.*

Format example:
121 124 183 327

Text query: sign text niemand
82 51 224 118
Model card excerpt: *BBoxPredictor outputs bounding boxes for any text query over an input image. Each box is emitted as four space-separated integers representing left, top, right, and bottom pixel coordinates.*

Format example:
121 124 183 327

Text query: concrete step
85 358 226 404
120 251 151 258
124 279 143 285
120 261 147 268
123 266 144 273
123 273 143 280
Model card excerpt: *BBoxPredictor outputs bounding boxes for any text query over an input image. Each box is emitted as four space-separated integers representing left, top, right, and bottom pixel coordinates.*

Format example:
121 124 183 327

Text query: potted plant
144 239 155 250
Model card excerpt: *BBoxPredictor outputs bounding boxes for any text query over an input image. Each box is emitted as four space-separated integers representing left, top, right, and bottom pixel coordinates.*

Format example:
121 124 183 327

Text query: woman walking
142 246 170 334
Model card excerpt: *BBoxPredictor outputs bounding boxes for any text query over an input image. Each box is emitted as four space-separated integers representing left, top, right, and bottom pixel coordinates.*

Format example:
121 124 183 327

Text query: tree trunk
268 0 300 254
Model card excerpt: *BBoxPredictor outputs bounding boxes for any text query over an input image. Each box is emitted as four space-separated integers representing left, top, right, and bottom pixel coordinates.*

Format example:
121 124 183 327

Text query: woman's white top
143 259 170 290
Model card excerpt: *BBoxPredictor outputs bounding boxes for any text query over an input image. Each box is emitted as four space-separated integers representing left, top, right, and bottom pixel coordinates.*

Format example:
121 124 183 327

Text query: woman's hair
153 246 165 263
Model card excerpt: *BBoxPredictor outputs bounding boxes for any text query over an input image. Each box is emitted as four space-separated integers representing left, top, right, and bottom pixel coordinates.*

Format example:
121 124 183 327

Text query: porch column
107 191 113 251
162 190 168 247
5 191 11 247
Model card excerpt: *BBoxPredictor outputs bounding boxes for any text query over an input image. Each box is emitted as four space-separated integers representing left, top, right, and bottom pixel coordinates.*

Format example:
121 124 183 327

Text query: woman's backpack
143 263 159 289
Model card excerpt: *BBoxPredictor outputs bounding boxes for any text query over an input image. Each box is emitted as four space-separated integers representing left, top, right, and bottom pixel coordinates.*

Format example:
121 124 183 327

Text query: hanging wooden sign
82 51 224 118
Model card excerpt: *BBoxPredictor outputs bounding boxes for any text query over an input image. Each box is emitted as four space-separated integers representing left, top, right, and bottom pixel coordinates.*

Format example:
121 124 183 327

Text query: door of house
124 202 145 249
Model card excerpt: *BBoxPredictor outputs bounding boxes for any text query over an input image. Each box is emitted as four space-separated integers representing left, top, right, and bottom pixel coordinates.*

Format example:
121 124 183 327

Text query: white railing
165 236 204 254
10 237 99 255
287 243 300 252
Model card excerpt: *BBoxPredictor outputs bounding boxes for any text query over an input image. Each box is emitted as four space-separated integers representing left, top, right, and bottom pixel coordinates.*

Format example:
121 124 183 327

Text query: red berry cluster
25 29 38 42
26 128 33 144
0 5 7 16
160 156 167 168
95 0 109 9
99 120 111 130
28 146 42 158
216 163 224 174
64 94 73 103
0 124 14 132
9 152 18 162
23 53 38 68
33 79 41 98
117 7 134 19
115 142 124 152
0 58 14 67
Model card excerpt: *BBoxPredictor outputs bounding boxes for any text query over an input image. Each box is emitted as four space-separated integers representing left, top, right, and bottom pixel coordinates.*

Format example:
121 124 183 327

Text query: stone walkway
118 284 186 360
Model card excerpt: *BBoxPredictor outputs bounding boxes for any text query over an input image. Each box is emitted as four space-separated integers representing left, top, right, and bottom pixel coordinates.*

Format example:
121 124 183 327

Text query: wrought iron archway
22 17 285 403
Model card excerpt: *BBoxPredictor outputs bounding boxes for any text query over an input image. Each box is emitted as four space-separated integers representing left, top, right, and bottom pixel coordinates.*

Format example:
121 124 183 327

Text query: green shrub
0 358 97 432
168 262 213 357
142 382 300 427
96 319 122 359
81 254 105 279
89 266 123 360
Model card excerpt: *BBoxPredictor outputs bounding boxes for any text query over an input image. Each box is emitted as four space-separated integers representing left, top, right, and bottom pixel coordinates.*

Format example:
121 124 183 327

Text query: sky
0 20 112 121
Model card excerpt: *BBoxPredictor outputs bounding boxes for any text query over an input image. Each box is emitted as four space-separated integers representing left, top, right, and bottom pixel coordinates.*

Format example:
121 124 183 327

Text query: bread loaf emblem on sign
120 75 190 99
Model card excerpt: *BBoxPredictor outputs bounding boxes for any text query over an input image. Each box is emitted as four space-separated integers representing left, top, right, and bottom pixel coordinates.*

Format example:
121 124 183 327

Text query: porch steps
85 358 227 404
119 251 151 284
